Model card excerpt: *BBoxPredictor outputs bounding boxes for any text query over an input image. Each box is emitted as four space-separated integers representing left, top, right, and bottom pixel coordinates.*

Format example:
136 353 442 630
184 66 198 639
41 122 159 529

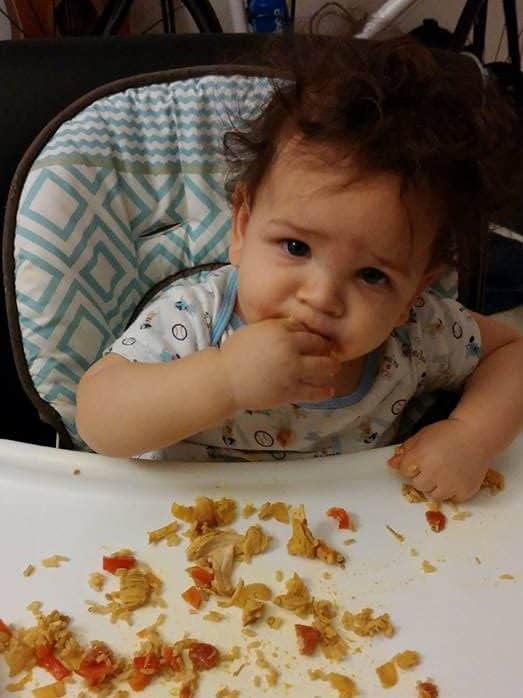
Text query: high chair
2 41 493 450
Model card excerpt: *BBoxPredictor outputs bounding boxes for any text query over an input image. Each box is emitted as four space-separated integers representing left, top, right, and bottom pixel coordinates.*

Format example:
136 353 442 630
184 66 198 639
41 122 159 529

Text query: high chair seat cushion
9 70 273 446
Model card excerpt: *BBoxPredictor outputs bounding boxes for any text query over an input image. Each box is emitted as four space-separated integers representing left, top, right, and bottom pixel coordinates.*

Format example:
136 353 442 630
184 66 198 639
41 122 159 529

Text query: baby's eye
282 239 310 257
358 267 389 286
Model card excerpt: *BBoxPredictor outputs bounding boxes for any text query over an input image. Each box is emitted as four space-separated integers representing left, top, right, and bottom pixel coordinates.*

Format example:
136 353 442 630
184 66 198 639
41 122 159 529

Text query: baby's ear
229 183 250 267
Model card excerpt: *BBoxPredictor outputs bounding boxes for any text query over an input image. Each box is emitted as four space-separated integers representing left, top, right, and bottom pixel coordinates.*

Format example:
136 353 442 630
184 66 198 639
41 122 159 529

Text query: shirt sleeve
405 292 482 392
105 279 213 364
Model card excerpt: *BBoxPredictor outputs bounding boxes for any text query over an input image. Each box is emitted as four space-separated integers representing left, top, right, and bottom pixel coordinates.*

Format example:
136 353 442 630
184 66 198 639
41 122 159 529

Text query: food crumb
88 572 106 592
253 676 262 687
41 555 70 568
242 502 257 518
73 468 81 475
343 538 356 546
22 564 35 577
452 511 472 521
275 570 284 582
266 616 283 629
216 688 239 698
421 560 437 573
475 556 482 565
323 572 331 580
499 574 515 581
386 525 405 542
204 611 225 622
410 548 419 557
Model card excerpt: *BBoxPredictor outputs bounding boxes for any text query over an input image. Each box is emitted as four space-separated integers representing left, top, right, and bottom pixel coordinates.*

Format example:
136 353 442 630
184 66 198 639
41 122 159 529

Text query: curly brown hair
223 34 521 268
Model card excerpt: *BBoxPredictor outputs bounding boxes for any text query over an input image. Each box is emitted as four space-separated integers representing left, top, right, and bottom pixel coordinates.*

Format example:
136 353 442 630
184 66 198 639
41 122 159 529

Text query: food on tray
171 496 237 527
41 556 70 569
480 468 504 495
401 484 427 503
87 551 165 624
326 507 355 531
376 650 420 688
2 493 441 697
421 561 437 573
417 679 439 697
341 608 394 638
309 668 359 697
386 525 405 542
425 511 447 532
257 501 290 524
287 506 345 566
22 565 35 578
376 660 398 688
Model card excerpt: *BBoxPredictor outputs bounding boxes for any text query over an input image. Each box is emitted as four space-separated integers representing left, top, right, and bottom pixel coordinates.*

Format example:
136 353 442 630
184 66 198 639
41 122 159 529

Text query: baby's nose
296 272 344 318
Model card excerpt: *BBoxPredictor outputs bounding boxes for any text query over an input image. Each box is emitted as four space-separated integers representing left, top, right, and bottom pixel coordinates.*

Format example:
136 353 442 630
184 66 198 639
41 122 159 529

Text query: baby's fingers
292 330 336 356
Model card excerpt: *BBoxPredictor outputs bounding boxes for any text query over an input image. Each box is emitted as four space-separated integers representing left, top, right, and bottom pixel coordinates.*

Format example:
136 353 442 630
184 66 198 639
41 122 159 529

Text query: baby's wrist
447 413 497 460
214 347 244 414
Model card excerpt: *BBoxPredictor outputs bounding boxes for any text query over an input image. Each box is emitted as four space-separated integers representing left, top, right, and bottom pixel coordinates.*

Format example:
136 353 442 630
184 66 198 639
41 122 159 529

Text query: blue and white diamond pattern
14 75 274 446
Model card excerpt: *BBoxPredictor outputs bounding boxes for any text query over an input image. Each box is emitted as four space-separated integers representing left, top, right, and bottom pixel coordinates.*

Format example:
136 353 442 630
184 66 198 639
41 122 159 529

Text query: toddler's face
229 143 440 362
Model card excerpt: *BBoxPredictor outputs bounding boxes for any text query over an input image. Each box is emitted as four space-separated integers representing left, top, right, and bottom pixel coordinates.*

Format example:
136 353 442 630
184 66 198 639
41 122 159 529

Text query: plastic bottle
247 0 289 33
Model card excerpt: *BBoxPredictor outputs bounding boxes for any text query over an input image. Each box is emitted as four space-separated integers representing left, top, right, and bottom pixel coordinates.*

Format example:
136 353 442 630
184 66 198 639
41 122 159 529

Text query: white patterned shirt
106 265 481 461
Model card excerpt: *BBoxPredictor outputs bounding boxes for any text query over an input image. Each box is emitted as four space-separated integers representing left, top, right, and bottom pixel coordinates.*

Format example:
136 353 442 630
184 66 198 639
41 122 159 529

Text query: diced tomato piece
327 507 351 530
102 554 136 574
0 619 12 637
187 565 214 588
128 671 152 691
133 654 161 674
417 681 439 697
36 645 71 681
188 642 220 670
181 586 202 609
76 645 115 687
295 624 321 655
425 510 446 533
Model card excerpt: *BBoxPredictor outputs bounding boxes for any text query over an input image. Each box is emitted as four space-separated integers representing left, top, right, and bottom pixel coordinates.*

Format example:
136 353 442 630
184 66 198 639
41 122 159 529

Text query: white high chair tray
1 436 522 696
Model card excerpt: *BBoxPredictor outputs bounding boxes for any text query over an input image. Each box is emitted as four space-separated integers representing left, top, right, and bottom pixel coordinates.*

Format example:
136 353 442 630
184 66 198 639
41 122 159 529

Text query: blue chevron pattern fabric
14 75 274 446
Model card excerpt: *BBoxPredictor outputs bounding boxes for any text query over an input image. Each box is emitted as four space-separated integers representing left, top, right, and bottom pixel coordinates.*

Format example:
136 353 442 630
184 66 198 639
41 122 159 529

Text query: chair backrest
4 66 275 447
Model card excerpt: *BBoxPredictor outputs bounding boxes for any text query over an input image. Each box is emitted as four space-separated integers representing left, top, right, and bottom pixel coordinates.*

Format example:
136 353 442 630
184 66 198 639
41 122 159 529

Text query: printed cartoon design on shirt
391 398 407 416
140 310 158 330
379 355 399 379
254 430 275 448
358 419 378 444
174 298 191 312
105 265 482 462
171 323 188 341
466 335 481 357
452 321 463 339
221 421 236 447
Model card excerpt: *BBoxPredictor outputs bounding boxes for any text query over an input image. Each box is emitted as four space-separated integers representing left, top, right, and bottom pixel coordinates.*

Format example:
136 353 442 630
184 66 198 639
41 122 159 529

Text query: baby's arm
76 319 338 457
389 313 523 501
76 348 235 457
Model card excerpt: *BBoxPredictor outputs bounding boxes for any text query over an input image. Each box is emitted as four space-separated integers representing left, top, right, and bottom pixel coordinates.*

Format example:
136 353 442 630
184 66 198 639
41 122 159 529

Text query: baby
76 36 523 502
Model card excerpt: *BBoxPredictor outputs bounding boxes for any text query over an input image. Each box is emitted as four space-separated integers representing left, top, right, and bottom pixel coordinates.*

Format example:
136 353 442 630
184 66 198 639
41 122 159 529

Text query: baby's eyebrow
370 252 409 277
269 218 329 240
